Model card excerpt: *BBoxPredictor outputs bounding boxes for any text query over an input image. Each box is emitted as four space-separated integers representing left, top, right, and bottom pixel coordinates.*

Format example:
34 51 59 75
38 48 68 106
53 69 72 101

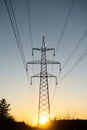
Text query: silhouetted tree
0 98 11 118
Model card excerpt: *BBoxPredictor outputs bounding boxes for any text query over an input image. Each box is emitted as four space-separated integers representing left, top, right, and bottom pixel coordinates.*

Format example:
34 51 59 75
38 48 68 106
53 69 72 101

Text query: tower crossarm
32 48 55 56
46 60 61 71
46 60 60 64
26 60 61 71
32 48 41 56
31 73 58 85
27 60 41 65
46 48 55 56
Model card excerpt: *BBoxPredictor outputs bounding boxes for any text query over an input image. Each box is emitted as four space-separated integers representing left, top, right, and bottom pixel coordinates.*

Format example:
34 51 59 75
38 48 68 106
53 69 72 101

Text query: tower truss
26 36 61 125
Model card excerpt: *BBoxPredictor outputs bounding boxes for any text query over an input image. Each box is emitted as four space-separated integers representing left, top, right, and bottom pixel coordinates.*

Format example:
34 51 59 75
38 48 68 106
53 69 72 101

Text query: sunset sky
0 0 87 126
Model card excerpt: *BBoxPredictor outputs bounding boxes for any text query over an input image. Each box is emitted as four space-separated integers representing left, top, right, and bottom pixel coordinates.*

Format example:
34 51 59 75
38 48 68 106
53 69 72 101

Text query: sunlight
39 116 48 125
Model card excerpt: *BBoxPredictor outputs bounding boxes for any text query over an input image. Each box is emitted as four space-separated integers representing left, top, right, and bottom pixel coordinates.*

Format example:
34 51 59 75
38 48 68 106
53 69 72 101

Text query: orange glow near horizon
11 94 87 127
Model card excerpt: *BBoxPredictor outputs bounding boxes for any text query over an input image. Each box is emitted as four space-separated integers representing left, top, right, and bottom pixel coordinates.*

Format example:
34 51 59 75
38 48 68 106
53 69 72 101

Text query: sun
39 116 48 125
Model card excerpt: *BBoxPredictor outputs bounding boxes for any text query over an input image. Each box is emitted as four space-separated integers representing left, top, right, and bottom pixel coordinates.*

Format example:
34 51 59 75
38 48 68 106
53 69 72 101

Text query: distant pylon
26 36 61 125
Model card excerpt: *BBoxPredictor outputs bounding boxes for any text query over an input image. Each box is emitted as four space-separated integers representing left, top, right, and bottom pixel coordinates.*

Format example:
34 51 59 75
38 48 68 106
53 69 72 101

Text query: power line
5 0 35 112
4 0 26 69
26 0 34 75
62 30 87 69
4 0 31 84
0 1 2 10
51 50 87 104
60 50 87 82
56 0 76 54
51 0 76 104
51 70 61 105
26 0 38 114
26 0 33 49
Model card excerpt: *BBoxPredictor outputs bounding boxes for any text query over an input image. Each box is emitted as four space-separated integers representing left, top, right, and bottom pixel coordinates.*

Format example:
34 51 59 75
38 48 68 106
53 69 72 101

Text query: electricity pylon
26 36 61 125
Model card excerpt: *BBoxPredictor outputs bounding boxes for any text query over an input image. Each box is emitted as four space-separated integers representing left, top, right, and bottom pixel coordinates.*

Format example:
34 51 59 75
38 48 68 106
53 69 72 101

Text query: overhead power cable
51 70 61 105
26 0 33 49
5 0 31 107
52 0 76 102
56 0 76 53
0 1 2 10
62 30 87 69
26 0 34 81
60 50 87 82
4 0 26 69
26 0 37 113
52 50 87 104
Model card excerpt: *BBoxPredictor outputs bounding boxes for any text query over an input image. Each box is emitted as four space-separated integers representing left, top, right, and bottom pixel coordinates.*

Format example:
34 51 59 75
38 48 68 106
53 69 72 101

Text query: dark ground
0 116 87 130
45 120 87 130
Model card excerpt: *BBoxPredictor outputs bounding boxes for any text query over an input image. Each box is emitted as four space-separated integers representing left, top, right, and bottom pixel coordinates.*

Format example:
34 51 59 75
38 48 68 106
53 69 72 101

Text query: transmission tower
26 36 61 125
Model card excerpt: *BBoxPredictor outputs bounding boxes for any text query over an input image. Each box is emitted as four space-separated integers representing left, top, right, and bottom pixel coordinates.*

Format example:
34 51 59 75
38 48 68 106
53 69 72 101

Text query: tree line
0 98 36 130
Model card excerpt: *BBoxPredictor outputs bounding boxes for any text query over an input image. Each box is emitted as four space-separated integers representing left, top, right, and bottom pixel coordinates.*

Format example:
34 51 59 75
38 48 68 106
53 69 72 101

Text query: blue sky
0 0 87 125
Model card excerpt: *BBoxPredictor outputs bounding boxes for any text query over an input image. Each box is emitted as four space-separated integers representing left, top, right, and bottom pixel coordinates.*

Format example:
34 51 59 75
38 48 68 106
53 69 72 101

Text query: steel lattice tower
38 36 50 124
26 36 61 125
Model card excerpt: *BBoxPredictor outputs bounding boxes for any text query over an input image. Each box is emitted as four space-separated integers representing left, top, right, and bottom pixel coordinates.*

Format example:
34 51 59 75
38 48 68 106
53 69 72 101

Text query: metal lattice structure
26 36 61 125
